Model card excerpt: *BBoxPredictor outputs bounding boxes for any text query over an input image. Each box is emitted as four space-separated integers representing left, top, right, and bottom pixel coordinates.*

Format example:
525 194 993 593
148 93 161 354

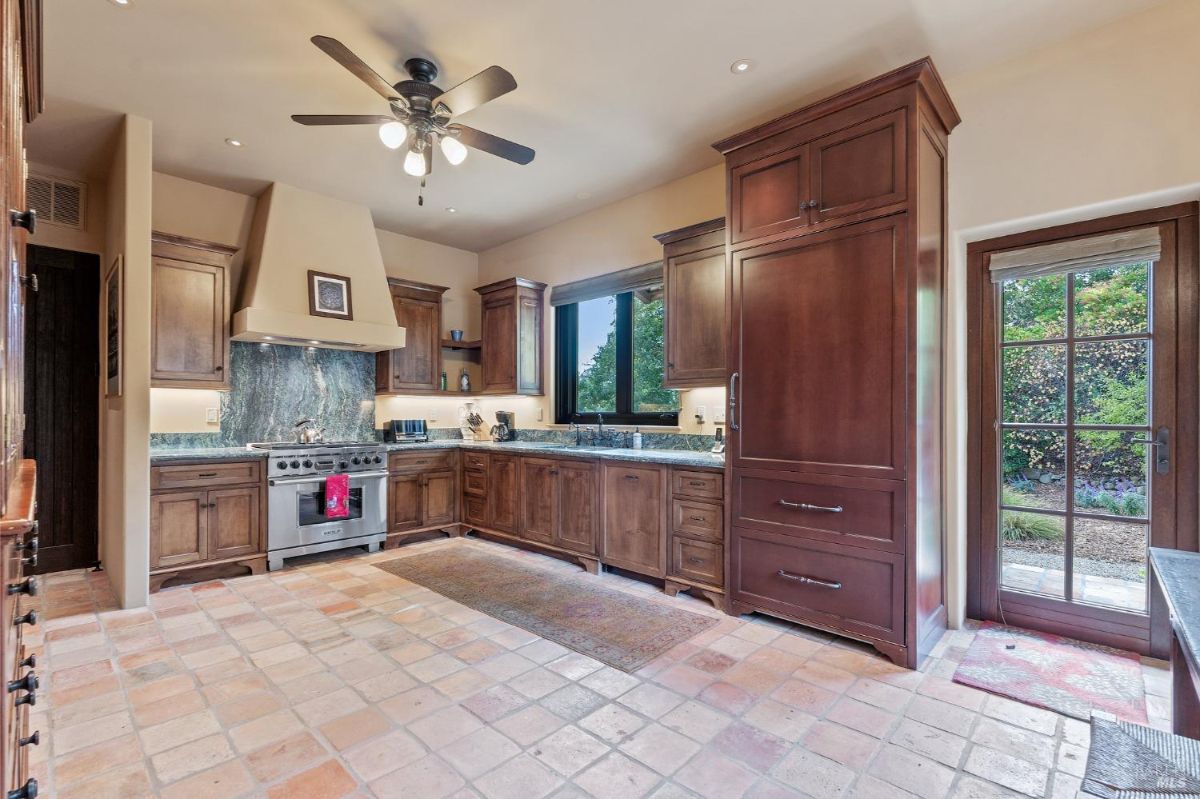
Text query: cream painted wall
475 165 729 435
27 162 107 255
101 115 153 608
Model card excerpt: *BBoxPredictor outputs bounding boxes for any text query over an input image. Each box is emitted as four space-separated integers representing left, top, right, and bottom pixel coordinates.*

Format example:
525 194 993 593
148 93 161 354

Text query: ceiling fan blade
434 66 517 117
310 35 399 101
291 114 395 126
451 125 535 165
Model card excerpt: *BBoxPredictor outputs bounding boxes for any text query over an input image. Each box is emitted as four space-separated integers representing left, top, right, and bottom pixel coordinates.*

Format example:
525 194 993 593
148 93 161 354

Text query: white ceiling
31 0 1166 252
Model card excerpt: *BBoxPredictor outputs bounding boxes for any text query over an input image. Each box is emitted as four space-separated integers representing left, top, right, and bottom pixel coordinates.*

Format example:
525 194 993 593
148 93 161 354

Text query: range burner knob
290 460 301 470
302 459 313 469
339 461 348 470
373 455 383 464
276 461 287 470
351 456 361 465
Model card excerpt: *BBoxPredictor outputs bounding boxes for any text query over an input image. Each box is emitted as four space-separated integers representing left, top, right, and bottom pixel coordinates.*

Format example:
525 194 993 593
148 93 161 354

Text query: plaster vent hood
232 182 405 352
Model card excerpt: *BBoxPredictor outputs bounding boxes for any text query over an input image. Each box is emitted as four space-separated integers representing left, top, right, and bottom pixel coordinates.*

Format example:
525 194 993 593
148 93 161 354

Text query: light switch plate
537 407 544 422
695 405 706 423
714 409 726 424
205 407 219 424
428 408 438 422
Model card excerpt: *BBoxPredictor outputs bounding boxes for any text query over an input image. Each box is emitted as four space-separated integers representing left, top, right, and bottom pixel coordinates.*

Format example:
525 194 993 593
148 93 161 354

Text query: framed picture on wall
105 255 122 397
307 270 354 320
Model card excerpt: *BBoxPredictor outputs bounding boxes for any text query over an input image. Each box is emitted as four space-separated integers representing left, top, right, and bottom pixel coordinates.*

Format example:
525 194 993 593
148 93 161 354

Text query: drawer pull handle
6 777 36 799
778 499 843 513
14 610 37 627
7 576 37 596
18 731 38 748
14 688 35 707
689 516 706 522
8 672 36 694
624 475 640 481
19 654 35 669
687 557 706 565
777 570 842 590
197 472 218 478
688 480 707 487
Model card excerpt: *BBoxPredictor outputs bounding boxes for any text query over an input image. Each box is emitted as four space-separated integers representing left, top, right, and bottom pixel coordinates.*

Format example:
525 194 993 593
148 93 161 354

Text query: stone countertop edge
150 441 724 469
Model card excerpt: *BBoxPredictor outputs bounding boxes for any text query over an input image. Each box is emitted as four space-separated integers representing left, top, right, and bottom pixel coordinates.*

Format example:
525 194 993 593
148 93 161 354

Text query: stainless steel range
251 442 388 570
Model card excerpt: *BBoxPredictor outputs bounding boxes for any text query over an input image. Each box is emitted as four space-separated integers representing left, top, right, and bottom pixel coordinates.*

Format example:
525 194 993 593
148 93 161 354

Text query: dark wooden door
389 473 422 532
151 256 227 386
730 215 906 479
730 144 810 244
489 455 518 533
602 463 666 576
520 457 557 544
208 486 260 560
389 295 440 392
150 491 208 569
665 243 726 387
482 297 516 392
555 460 597 554
809 109 907 225
24 245 100 573
422 470 456 527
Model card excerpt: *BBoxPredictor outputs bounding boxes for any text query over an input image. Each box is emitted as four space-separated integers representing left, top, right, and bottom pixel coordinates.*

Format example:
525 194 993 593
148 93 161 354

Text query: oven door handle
269 470 389 487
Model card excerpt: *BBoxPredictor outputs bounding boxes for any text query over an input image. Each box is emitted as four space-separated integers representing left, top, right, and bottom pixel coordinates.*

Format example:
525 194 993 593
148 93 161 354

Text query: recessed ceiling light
225 138 244 148
108 0 132 6
445 207 457 214
730 59 755 74
575 191 592 201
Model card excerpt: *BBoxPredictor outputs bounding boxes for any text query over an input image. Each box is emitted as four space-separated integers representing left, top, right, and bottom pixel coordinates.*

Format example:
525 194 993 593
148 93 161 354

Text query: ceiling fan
292 36 535 178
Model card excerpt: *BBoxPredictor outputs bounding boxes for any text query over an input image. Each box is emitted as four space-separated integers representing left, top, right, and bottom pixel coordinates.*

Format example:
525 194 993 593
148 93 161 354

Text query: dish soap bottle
631 427 643 449
459 368 471 392
440 371 448 391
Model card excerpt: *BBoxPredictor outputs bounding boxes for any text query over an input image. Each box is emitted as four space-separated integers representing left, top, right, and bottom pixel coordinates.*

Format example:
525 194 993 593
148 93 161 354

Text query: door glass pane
1002 275 1066 342
576 296 617 413
630 290 679 414
1001 510 1065 598
1072 518 1148 611
1002 345 1066 423
1073 262 1150 337
1001 429 1066 511
1074 339 1149 425
1074 431 1149 518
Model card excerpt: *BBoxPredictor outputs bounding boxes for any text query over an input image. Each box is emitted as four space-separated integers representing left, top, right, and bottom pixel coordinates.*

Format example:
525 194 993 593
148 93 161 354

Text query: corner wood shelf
441 339 481 351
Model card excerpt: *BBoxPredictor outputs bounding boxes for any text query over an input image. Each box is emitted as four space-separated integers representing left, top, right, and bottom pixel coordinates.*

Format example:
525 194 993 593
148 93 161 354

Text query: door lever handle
1131 426 1170 475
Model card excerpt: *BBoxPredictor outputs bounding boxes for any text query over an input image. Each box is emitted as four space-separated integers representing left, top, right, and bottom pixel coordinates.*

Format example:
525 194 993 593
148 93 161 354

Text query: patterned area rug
373 547 719 672
953 622 1148 723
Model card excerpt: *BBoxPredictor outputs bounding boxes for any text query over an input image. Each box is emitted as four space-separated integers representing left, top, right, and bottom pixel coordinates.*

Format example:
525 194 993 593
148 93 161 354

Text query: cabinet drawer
672 469 723 501
152 460 261 490
462 452 490 472
734 471 904 552
389 450 455 473
463 495 488 528
671 536 723 588
733 529 904 645
672 499 723 541
463 468 488 497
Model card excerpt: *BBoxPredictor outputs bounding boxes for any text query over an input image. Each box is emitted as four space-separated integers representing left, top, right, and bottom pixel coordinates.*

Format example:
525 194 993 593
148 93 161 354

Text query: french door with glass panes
973 206 1198 658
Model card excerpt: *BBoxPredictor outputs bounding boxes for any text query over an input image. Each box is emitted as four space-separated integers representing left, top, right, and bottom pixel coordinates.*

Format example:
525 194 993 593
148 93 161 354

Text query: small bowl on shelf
449 329 464 342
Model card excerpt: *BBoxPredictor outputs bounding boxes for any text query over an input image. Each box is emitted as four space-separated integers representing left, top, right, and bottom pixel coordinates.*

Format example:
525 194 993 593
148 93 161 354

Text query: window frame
554 291 679 426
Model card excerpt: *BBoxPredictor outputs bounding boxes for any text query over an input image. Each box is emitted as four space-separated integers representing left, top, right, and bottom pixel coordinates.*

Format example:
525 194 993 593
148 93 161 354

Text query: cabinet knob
19 536 37 554
14 688 35 707
806 199 819 209
667 362 675 368
14 610 37 627
19 654 35 669
7 672 37 694
18 731 38 748
9 208 36 233
7 577 37 596
18 273 37 293
6 778 37 799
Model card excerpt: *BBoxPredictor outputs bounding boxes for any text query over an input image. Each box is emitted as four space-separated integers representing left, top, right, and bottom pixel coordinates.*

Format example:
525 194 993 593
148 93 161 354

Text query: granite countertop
150 440 724 469
1150 547 1200 660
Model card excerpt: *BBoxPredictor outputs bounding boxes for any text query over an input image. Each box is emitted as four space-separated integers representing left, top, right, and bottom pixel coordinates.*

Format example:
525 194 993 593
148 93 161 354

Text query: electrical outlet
714 409 726 424
694 405 707 423
428 408 438 422
205 407 219 424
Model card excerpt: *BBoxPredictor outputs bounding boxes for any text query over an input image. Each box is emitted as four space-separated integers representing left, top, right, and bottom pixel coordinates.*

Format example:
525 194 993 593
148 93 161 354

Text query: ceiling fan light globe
378 121 407 149
441 135 468 166
403 149 428 177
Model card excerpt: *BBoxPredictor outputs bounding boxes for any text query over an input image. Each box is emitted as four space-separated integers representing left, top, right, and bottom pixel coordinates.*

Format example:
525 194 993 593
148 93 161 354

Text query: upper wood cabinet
476 277 546 395
723 104 908 245
376 278 448 394
151 232 237 389
655 218 727 388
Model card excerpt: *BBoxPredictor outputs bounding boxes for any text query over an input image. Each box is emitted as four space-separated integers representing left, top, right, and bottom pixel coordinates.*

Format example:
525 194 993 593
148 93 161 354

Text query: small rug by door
373 547 719 672
953 622 1148 723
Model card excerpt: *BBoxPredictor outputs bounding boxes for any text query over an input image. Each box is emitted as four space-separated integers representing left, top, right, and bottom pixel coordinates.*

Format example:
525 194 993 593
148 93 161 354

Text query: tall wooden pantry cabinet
715 58 958 668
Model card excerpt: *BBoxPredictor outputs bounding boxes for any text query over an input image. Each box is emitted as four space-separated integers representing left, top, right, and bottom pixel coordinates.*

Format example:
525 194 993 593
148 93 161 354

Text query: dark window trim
554 292 680 426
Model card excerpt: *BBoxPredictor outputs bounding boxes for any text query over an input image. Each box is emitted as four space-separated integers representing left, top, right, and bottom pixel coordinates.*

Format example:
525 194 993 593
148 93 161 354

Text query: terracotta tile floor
27 536 1171 799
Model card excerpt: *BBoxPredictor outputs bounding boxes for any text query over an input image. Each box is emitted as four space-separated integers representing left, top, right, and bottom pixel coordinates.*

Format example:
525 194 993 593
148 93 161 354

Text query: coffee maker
491 410 516 442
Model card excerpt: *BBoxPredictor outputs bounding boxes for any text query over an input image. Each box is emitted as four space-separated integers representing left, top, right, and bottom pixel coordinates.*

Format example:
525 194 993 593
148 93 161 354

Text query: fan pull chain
418 178 426 207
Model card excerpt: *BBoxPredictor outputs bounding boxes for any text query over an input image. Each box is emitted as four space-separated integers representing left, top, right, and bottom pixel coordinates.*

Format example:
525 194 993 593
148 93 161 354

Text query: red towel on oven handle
325 473 350 520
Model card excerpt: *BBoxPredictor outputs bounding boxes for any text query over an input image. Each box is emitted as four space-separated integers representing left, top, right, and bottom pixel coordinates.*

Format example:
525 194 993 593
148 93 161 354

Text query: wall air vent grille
26 173 86 230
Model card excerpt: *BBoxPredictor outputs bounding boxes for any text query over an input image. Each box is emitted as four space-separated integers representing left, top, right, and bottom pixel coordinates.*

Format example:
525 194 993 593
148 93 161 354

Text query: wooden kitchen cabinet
489 454 518 533
475 277 546 395
150 459 265 591
602 462 667 577
151 232 238 389
555 460 598 555
388 473 423 532
385 450 461 544
655 218 727 388
422 469 457 527
376 278 448 394
519 457 557 545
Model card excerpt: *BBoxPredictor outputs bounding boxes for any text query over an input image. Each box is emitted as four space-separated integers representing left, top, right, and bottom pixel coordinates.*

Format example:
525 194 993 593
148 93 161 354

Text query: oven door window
297 485 364 526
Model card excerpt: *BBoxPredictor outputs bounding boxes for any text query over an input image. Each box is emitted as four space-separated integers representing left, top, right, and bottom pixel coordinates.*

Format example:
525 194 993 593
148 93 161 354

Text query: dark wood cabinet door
388 473 422 532
421 470 456 527
208 486 260 560
602 463 666 576
151 257 229 388
150 490 208 569
730 144 810 244
489 455 518 533
731 215 907 479
481 298 516 392
810 109 906 225
516 293 543 394
665 244 727 387
555 460 597 555
670 536 723 587
389 295 441 392
520 457 557 544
